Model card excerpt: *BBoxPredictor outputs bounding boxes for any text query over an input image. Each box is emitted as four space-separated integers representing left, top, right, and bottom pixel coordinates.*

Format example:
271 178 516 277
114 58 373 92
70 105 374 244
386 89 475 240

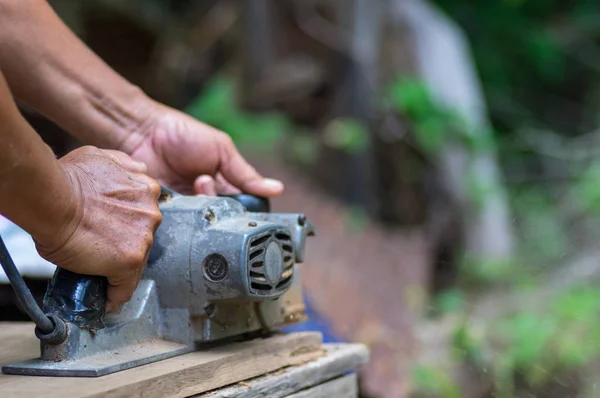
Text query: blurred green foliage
384 78 496 155
435 289 466 314
494 286 600 396
412 364 463 398
384 77 500 216
287 130 321 166
185 77 289 151
384 78 457 153
323 117 369 155
185 76 369 158
406 1 600 395
432 0 600 134
420 285 600 397
577 160 600 213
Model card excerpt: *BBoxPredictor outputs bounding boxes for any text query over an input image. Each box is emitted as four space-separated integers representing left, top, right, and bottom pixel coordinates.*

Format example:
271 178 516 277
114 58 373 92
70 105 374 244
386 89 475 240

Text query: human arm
0 71 78 247
0 69 162 312
0 0 284 196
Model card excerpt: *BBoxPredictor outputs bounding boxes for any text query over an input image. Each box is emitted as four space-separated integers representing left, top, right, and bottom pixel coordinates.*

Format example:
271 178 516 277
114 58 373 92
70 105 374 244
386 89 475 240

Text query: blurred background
4 0 600 397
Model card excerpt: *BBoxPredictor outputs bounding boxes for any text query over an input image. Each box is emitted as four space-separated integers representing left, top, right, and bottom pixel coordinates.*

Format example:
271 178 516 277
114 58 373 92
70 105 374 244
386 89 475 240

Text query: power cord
0 234 66 343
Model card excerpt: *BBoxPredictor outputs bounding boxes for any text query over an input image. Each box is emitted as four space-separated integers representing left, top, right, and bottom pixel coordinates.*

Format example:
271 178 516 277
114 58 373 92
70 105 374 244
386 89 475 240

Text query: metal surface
3 194 313 377
2 340 191 377
3 280 193 376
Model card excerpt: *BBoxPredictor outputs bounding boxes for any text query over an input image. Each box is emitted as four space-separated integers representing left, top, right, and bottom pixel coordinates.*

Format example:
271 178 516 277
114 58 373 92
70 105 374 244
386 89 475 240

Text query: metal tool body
2 191 313 377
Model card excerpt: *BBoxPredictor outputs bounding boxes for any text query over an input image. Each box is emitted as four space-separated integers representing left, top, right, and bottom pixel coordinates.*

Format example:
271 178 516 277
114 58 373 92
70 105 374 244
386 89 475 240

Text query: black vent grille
247 229 294 296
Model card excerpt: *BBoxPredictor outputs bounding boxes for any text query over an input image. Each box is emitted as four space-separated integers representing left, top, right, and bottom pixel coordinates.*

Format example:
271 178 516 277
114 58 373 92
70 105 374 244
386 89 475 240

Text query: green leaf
576 162 600 213
451 322 484 364
323 117 369 154
413 116 447 153
184 76 288 149
502 314 556 370
436 289 466 313
410 365 463 398
553 288 600 321
185 76 236 124
386 78 434 116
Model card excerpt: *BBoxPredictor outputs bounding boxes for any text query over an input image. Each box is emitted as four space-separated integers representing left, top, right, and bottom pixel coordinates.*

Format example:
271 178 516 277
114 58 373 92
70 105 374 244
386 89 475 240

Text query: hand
126 101 284 196
33 146 162 312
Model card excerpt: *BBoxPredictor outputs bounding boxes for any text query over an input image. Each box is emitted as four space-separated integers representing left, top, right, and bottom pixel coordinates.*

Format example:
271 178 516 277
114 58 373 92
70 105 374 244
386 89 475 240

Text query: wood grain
198 343 368 398
287 374 358 398
0 322 323 398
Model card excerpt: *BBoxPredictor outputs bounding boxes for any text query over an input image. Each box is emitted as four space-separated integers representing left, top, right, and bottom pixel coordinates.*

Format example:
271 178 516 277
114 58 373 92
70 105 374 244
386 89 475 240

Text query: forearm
0 0 152 152
0 70 77 246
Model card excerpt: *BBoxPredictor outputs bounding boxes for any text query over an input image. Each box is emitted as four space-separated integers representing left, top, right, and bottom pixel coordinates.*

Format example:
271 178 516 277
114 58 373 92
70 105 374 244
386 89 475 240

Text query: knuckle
123 249 145 269
145 234 155 247
152 210 163 224
135 175 161 198
147 178 161 198
78 145 97 154
142 200 162 223
122 290 134 302
79 145 103 157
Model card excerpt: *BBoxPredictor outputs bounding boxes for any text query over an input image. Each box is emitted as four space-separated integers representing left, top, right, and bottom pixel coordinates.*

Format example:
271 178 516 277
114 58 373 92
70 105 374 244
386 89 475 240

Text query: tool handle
43 268 107 329
219 194 271 213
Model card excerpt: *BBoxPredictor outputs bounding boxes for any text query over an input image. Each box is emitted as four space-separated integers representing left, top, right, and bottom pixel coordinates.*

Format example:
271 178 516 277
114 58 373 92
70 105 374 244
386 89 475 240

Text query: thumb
217 135 284 197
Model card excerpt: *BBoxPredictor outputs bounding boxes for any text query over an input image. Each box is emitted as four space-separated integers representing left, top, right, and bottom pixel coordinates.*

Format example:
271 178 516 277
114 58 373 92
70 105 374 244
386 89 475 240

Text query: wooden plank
0 323 323 398
286 374 358 398
198 343 368 398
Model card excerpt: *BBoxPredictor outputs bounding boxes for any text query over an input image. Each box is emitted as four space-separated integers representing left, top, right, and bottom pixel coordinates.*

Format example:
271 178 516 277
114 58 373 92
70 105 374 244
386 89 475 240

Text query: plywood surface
0 322 323 398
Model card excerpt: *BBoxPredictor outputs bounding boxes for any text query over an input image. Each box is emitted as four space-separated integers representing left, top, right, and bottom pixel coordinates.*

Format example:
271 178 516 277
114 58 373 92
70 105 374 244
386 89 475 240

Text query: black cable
0 233 54 334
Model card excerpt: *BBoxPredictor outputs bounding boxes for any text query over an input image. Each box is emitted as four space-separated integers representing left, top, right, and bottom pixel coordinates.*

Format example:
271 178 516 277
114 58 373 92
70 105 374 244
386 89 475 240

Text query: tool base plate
2 339 191 377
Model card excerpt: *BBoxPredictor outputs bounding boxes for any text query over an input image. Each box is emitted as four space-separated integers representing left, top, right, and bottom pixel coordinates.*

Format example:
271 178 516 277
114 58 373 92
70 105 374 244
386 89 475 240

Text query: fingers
131 173 162 201
105 271 138 313
100 148 161 201
216 135 284 197
194 175 217 196
105 246 151 313
215 173 241 194
101 149 148 173
193 174 241 196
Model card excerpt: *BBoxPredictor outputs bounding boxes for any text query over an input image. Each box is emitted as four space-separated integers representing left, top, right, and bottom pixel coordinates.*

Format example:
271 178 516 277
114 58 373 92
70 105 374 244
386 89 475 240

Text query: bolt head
203 304 216 318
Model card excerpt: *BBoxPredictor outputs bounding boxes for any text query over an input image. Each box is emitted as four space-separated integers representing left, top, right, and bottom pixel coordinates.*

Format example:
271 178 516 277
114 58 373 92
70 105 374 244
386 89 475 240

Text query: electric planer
0 188 314 377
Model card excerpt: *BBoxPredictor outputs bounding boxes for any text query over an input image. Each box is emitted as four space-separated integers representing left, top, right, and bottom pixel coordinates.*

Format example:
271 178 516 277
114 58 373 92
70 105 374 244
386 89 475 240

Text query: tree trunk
391 0 514 262
331 0 382 214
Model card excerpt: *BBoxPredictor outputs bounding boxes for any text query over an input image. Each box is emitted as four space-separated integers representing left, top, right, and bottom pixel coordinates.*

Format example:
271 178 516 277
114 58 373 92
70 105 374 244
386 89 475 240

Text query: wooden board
198 343 368 398
286 374 358 398
0 322 323 398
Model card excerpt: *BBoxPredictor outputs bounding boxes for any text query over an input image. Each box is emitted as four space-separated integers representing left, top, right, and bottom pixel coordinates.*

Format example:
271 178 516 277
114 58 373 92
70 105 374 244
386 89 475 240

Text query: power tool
0 188 314 377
